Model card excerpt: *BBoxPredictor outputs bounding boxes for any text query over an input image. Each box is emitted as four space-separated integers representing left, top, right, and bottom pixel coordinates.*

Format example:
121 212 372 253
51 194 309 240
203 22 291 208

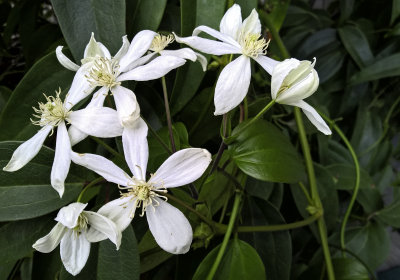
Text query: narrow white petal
111 86 140 128
119 30 157 72
146 199 192 254
98 196 135 231
114 35 130 62
271 58 300 100
60 230 91 276
118 56 186 82
174 32 241 56
56 46 79 71
64 64 95 110
55 203 88 228
83 211 121 249
214 55 251 115
149 148 211 189
287 100 332 135
71 152 131 187
122 119 148 180
68 87 108 146
219 4 242 40
254 55 279 75
193 26 241 49
3 126 51 172
51 122 71 197
33 223 66 253
240 9 261 36
97 43 112 59
160 49 208 71
120 52 158 72
83 33 111 60
68 107 123 138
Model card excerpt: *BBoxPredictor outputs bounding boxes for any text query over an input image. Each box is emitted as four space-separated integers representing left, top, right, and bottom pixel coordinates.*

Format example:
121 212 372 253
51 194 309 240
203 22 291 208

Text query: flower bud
271 58 319 104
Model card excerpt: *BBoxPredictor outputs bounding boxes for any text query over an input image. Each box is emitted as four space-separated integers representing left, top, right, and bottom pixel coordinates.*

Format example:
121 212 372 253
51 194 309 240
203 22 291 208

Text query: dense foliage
0 0 399 279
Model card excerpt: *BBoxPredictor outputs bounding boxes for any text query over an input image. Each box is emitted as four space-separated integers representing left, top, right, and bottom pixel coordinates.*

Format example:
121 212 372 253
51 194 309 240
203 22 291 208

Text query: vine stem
206 192 242 280
77 177 104 203
161 76 176 153
90 136 124 161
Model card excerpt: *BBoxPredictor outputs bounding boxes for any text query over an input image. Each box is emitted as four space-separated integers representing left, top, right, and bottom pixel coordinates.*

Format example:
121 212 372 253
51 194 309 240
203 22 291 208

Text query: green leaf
236 0 258 19
0 52 75 141
339 0 355 23
338 25 374 68
241 197 292 280
193 238 266 280
0 141 83 221
376 198 400 227
326 163 374 190
332 258 369 280
126 0 167 36
97 225 140 280
138 230 172 273
51 0 126 61
262 0 290 31
391 0 400 24
0 215 54 264
170 0 226 115
0 85 11 113
229 120 305 183
350 53 400 85
32 250 62 280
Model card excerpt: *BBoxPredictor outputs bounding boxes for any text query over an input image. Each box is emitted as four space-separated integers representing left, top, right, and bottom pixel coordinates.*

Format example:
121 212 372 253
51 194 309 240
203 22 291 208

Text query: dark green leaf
51 0 126 61
376 197 400 227
236 0 258 19
0 52 74 141
339 0 355 23
230 120 305 183
332 258 369 280
391 0 400 24
97 225 140 280
59 243 98 280
0 141 84 221
326 163 374 190
262 0 290 31
138 230 172 273
0 85 11 113
193 238 266 280
127 0 167 36
338 25 374 68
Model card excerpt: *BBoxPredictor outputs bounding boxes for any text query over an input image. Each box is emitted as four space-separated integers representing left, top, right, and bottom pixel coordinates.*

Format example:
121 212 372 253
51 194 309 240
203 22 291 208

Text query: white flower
269 58 331 135
3 89 123 197
174 4 273 115
71 148 212 254
32 202 121 276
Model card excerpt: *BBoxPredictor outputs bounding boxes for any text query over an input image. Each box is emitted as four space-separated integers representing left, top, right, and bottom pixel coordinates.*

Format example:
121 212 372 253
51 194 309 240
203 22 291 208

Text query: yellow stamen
240 34 269 59
85 57 121 89
150 34 174 53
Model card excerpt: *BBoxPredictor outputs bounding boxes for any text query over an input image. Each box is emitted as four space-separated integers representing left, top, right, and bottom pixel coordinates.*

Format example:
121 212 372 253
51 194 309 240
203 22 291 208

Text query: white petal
83 33 111 60
193 26 241 48
32 222 66 253
220 4 242 40
68 107 123 138
122 118 148 180
214 55 251 115
121 52 158 72
160 49 208 71
51 122 71 197
114 35 130 62
240 9 261 36
111 86 140 128
3 126 52 172
118 55 186 82
174 32 241 56
146 198 192 254
149 148 211 189
271 58 300 100
119 30 157 72
64 65 95 110
68 87 108 146
83 211 121 249
287 100 332 135
71 152 131 187
60 230 91 276
276 68 319 104
98 196 135 231
55 202 88 228
254 55 279 75
56 46 79 71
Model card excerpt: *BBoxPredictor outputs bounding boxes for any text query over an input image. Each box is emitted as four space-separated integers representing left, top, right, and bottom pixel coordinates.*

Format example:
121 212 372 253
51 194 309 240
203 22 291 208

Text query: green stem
243 96 248 120
90 136 124 161
298 182 313 205
161 76 176 153
77 177 104 202
206 192 242 280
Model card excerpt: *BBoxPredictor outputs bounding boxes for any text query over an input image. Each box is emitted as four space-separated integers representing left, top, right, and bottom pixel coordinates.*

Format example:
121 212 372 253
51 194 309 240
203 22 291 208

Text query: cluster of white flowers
3 3 331 276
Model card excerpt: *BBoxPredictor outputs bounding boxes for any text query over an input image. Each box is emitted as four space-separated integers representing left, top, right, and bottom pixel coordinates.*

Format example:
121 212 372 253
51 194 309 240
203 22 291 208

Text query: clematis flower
3 89 123 197
33 202 122 276
71 148 212 254
174 4 273 115
267 57 331 135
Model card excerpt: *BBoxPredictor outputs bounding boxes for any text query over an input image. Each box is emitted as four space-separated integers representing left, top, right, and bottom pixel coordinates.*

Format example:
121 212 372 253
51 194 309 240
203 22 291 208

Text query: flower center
121 178 167 218
85 57 121 89
240 33 269 59
150 34 174 53
31 88 70 128
73 214 88 236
